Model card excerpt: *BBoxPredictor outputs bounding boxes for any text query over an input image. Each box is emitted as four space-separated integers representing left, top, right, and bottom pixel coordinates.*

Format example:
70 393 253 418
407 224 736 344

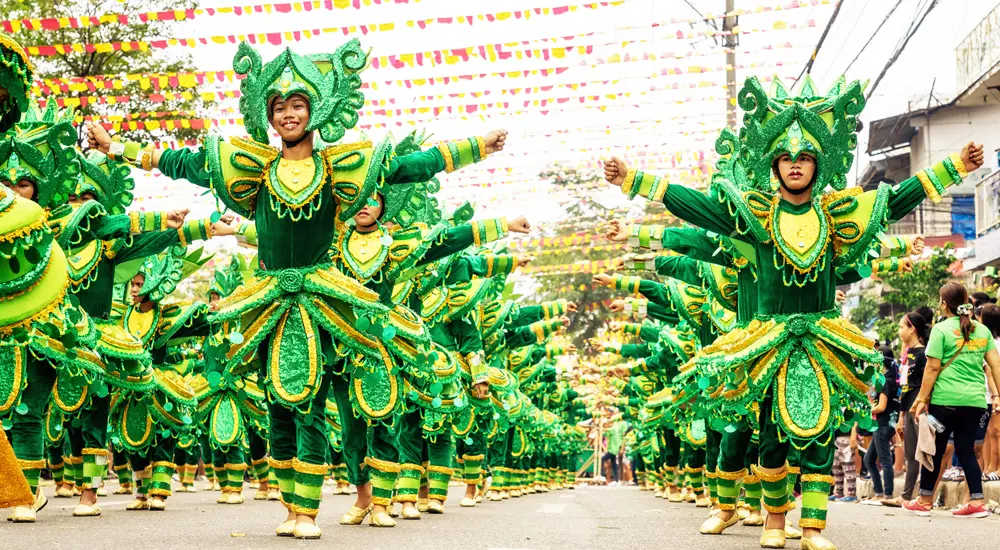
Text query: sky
77 0 1000 269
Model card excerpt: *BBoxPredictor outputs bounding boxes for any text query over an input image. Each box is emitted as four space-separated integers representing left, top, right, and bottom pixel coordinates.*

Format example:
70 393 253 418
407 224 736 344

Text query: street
3 481 996 549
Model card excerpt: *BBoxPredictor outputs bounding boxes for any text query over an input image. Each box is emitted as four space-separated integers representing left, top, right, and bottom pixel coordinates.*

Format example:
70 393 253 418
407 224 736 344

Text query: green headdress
385 130 443 228
0 33 33 133
208 254 249 299
77 150 135 215
722 75 866 196
0 104 80 209
234 39 367 145
138 245 214 303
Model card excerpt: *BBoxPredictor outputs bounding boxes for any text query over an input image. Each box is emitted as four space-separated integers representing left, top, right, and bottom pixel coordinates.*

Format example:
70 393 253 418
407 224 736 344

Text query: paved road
4 481 997 549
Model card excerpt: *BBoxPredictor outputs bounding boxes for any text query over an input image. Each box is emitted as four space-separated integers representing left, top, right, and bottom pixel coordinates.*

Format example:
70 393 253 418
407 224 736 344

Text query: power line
843 0 904 75
865 0 939 100
795 0 846 84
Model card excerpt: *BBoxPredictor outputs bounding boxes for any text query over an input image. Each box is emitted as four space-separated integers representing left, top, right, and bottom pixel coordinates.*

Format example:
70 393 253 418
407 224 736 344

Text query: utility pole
723 0 738 129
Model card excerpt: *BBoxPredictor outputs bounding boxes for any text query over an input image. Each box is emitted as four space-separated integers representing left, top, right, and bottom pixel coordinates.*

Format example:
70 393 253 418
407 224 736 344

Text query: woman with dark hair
891 311 930 504
862 346 899 505
904 283 1000 518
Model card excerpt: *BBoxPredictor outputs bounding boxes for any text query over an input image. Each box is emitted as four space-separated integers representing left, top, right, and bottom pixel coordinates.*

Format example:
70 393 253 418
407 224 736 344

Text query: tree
4 0 216 143
880 245 957 311
524 164 671 349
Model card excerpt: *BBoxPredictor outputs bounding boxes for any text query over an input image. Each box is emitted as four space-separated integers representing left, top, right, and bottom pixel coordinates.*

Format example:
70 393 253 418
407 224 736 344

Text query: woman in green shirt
905 283 1000 518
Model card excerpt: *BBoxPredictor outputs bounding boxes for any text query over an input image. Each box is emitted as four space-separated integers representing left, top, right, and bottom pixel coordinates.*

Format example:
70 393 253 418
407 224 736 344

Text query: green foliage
4 0 215 143
880 245 956 310
528 165 667 349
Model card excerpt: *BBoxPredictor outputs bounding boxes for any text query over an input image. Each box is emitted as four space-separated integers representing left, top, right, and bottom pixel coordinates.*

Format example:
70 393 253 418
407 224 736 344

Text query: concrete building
860 4 1000 259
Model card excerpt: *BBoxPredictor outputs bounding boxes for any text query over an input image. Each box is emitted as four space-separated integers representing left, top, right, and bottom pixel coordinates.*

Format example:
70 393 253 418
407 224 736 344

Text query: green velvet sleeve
638 323 661 343
658 184 738 237
660 227 730 266
114 230 180 263
652 256 703 286
418 224 474 266
510 305 543 327
530 348 547 364
386 148 446 185
638 279 671 308
451 317 484 356
646 301 679 325
91 214 133 241
503 325 536 349
620 344 652 359
158 147 211 188
886 157 966 222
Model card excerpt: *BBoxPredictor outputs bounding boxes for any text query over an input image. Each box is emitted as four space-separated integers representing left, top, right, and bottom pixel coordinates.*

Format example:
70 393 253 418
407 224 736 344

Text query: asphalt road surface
3 481 997 549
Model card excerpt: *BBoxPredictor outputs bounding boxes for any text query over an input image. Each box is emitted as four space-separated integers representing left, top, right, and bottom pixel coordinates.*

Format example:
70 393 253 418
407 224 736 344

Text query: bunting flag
4 0 828 34
31 43 804 97
21 15 816 58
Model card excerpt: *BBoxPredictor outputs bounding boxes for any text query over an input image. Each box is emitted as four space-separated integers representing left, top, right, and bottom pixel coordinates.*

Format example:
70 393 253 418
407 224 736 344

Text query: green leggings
10 356 56 494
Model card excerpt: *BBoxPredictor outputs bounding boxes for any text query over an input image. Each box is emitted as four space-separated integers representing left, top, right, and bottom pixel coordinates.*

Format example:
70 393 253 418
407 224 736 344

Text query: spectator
863 346 898 505
979 304 1000 481
904 283 1000 518
831 423 858 502
892 311 930 505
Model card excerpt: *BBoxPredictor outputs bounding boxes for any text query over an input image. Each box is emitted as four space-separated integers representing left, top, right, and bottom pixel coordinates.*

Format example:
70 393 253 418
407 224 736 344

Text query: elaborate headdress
0 33 33 133
208 254 249 299
138 245 214 303
234 39 367 144
77 150 135 215
718 75 866 196
0 103 80 209
385 130 443 228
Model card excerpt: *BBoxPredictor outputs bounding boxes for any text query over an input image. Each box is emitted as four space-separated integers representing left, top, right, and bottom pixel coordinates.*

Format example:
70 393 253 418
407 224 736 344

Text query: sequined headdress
0 103 80 209
0 33 33 133
234 39 367 145
78 150 136 215
718 75 867 196
138 246 214 303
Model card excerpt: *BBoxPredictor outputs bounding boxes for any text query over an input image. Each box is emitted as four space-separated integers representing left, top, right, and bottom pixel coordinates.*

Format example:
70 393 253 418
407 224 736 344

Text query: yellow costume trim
399 463 425 473
916 170 940 204
364 456 401 474
798 518 826 529
787 466 801 475
81 448 108 457
437 143 455 173
269 304 319 404
16 459 45 469
948 153 968 178
268 457 294 469
291 458 328 475
800 474 834 484
621 168 638 196
224 463 249 471
753 465 787 483
290 504 319 518
426 465 454 475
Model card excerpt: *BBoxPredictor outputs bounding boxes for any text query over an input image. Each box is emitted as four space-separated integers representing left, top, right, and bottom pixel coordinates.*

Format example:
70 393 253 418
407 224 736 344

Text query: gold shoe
340 505 372 525
800 535 836 550
695 496 711 508
275 519 296 537
525 486 536 494
427 499 445 514
149 497 166 511
201 482 216 491
417 498 429 512
509 489 521 498
487 491 502 502
667 491 683 503
217 492 229 504
460 497 476 508
126 498 150 511
293 522 323 539
96 487 108 497
55 486 74 498
114 484 133 495
33 486 47 513
267 488 280 501
475 494 483 504
388 504 400 518
743 510 765 526
212 481 220 491
784 523 802 539
760 528 786 548
700 513 740 535
7 506 36 523
737 507 750 520
401 505 421 520
73 487 82 496
227 492 245 504
653 489 664 498
72 504 102 517
254 488 268 500
369 510 396 527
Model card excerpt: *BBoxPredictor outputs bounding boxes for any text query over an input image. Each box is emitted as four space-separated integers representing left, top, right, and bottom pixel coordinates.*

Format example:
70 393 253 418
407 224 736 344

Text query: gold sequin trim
291 458 328 475
800 474 834 484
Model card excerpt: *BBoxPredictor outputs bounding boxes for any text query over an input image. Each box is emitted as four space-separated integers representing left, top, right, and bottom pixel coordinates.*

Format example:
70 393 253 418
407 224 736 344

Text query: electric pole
723 0 738 129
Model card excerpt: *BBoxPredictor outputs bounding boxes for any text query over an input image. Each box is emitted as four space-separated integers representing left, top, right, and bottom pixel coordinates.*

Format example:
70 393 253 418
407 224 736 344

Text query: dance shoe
800 536 836 550
114 483 133 495
460 497 477 507
784 523 802 539
759 528 786 548
369 510 396 527
275 520 296 537
743 510 765 526
417 498 429 512
293 522 323 539
401 505 421 520
226 492 245 504
126 498 150 511
339 505 372 525
72 504 102 517
700 513 740 535
427 499 445 514
149 497 166 511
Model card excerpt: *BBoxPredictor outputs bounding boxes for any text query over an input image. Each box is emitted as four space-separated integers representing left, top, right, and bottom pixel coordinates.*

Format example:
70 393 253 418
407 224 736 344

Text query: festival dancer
85 38 507 539
603 75 983 549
